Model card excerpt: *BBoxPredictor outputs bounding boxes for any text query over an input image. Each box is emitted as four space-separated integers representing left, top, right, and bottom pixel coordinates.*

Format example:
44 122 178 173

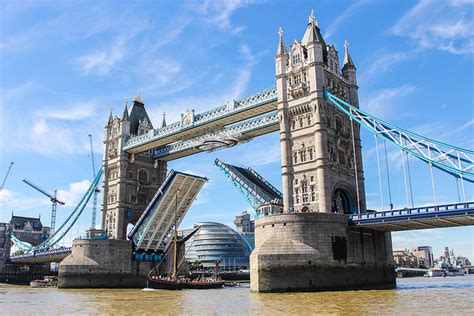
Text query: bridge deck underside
156 118 279 161
9 249 72 264
126 100 277 154
128 170 207 253
350 203 474 231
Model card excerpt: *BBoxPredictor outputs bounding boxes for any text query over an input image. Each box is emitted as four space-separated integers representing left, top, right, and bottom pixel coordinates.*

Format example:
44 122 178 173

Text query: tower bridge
9 10 473 292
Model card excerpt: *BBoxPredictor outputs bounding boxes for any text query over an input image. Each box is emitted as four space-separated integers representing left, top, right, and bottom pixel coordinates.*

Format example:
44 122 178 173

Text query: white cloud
41 102 96 121
57 179 91 205
0 188 50 213
391 0 474 54
76 36 127 75
362 84 416 119
324 0 371 39
196 0 262 33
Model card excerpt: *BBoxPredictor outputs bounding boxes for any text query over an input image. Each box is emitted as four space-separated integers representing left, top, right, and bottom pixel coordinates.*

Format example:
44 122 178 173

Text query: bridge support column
250 213 395 292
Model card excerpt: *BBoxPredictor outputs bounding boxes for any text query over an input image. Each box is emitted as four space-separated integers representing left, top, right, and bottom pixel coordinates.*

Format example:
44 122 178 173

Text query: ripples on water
1 275 473 315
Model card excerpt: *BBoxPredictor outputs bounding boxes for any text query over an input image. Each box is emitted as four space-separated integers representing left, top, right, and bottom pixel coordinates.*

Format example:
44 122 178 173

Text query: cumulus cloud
391 0 474 54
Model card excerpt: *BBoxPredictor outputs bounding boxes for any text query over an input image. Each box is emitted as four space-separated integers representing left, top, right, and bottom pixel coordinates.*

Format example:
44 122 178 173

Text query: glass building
184 222 253 269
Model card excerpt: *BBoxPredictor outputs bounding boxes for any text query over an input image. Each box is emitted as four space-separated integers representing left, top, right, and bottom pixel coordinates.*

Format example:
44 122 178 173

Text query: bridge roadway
9 247 72 264
124 87 278 158
349 202 474 231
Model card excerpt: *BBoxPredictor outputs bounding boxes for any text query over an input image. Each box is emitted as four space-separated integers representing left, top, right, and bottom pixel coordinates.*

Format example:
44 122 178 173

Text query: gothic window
138 169 148 183
292 120 296 130
294 74 301 84
293 152 298 164
292 54 301 65
299 117 304 128
310 175 314 182
307 115 312 125
308 148 314 160
300 150 307 162
302 194 309 203
130 195 137 204
303 72 308 82
311 186 316 202
295 178 298 185
302 180 308 194
295 188 299 195
296 195 300 204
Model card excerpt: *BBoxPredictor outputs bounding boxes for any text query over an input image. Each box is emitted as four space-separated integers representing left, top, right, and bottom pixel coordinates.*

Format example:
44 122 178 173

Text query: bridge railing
125 86 277 150
10 247 72 261
350 202 474 221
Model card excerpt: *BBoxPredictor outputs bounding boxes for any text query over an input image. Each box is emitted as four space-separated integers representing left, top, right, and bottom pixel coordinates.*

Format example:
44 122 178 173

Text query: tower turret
342 40 357 85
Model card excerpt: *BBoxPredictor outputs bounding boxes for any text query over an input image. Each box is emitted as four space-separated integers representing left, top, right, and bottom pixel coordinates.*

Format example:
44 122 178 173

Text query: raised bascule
9 11 473 291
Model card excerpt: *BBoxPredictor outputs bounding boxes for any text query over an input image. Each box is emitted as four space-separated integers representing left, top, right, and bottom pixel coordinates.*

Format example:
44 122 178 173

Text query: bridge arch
331 183 356 214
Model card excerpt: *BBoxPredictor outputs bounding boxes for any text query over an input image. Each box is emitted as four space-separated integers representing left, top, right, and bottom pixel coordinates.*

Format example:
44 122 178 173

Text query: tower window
292 120 296 130
308 148 314 160
307 115 312 125
299 117 304 128
293 152 298 164
292 54 301 65
295 178 298 185
294 74 301 84
138 169 148 183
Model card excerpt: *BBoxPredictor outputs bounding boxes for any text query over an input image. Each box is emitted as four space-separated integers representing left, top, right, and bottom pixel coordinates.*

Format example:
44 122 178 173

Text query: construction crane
1 161 14 191
22 179 65 233
88 134 100 229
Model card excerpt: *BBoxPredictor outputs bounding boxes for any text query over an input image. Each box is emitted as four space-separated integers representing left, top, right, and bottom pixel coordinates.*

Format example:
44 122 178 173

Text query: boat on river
425 268 447 277
146 190 224 290
30 276 58 288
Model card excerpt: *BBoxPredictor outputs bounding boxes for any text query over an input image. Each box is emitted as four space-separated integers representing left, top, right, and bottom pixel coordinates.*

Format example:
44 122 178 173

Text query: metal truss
129 170 207 252
215 159 267 210
125 86 277 150
324 90 474 183
153 111 278 159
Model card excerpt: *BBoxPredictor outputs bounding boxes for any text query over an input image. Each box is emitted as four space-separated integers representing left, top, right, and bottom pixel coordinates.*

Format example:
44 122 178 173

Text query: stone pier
250 213 395 292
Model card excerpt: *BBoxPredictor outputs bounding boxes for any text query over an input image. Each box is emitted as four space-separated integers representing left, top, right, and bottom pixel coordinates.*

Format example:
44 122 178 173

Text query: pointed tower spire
276 27 288 56
302 9 325 47
161 112 167 128
107 107 113 126
122 99 129 121
343 40 355 69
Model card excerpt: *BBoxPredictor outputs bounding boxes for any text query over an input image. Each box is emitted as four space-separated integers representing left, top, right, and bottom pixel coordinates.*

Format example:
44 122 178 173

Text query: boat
424 268 447 277
146 190 224 290
30 276 58 288
446 268 465 277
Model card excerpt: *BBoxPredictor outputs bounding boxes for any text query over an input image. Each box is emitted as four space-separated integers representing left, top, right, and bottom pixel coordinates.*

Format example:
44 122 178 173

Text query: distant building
183 222 252 270
6 215 51 255
0 222 11 266
234 211 255 249
393 249 418 268
412 246 434 268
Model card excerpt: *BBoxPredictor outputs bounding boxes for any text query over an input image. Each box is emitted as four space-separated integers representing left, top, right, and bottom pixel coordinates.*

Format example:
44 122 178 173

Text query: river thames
1 275 473 315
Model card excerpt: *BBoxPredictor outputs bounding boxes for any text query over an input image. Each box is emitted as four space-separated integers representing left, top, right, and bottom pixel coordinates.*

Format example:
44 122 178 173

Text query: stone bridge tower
250 11 395 293
101 96 167 239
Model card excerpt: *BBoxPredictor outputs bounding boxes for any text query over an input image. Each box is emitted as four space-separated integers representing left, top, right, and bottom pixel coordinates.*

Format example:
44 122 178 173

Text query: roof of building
10 215 44 231
129 97 153 135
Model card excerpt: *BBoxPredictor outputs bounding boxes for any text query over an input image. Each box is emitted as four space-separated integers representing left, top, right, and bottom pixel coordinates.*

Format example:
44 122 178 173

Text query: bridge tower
250 12 395 292
102 96 167 239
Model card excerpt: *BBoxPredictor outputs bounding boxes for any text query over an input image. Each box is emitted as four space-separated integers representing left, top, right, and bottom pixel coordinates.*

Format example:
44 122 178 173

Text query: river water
1 276 473 315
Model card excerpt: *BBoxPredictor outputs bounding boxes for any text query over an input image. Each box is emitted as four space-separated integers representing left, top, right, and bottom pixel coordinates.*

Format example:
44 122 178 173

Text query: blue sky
0 0 473 259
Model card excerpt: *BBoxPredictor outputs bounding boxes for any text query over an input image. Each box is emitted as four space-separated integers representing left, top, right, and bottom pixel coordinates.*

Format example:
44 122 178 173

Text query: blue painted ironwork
324 90 474 183
349 202 474 230
153 111 279 159
214 159 282 212
129 170 207 252
124 86 277 151
9 247 72 263
10 170 102 253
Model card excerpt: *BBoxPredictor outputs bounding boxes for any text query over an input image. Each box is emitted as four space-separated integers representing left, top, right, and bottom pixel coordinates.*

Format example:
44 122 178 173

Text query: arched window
292 120 296 130
299 117 304 128
307 115 312 125
138 169 148 183
293 152 298 164
308 148 314 160
292 54 301 65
